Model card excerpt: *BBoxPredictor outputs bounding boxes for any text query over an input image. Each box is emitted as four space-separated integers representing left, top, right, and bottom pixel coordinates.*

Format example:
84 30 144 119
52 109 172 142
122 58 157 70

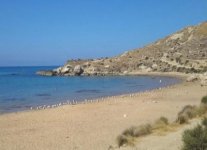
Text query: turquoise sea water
0 66 180 113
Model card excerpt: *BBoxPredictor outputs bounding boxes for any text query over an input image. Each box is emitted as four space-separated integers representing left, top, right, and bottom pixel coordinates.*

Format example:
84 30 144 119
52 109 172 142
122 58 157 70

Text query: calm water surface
0 66 180 113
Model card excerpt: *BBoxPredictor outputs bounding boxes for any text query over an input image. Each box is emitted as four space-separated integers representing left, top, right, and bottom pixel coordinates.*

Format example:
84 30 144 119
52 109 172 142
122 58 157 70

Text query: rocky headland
37 22 207 84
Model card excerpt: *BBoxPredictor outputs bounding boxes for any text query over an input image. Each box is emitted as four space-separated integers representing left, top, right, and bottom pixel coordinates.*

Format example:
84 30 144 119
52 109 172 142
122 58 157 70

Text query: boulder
186 75 199 82
104 65 110 68
36 71 55 76
163 53 169 58
139 65 147 70
74 65 84 75
152 64 158 70
123 71 128 74
84 66 98 75
146 67 152 72
61 65 72 74
53 67 62 74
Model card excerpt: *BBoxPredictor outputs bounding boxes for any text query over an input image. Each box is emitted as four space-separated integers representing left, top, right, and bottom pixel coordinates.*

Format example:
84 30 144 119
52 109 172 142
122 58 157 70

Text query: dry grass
153 116 169 129
195 105 207 116
154 123 179 136
116 135 135 147
122 124 152 137
176 105 197 124
117 124 152 147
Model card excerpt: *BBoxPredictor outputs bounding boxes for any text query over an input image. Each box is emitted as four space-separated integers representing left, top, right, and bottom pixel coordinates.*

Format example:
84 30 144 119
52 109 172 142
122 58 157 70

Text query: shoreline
0 72 184 116
0 72 206 150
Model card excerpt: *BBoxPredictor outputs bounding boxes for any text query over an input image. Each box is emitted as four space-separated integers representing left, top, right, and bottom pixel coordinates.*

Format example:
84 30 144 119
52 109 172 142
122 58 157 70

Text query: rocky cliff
37 22 207 76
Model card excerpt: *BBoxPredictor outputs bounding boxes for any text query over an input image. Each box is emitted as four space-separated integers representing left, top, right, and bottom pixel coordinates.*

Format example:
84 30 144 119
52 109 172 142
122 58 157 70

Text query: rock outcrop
37 22 207 76
73 65 84 76
36 71 55 76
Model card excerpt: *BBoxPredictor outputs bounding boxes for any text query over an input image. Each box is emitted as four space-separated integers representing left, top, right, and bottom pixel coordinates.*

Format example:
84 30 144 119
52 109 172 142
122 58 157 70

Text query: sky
0 0 206 66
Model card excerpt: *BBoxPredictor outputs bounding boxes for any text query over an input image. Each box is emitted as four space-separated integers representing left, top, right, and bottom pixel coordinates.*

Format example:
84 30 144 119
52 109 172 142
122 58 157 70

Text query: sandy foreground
0 73 207 150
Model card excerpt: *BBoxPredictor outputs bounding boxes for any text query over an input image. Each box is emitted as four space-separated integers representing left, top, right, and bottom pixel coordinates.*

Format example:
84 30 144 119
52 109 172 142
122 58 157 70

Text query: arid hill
37 22 207 76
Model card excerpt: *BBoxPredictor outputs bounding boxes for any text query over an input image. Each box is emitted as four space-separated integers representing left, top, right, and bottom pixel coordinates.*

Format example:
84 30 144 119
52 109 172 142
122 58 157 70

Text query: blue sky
0 0 206 66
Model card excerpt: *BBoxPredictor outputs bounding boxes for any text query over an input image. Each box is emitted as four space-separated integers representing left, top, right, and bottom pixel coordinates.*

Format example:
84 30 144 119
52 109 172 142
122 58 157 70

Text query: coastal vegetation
116 95 207 148
182 117 207 150
201 96 207 104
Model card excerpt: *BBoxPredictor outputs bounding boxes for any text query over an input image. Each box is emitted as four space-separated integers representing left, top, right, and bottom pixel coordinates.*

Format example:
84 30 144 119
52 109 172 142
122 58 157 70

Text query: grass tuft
176 105 197 124
116 135 134 147
122 124 152 137
153 116 169 129
117 124 152 147
116 135 128 147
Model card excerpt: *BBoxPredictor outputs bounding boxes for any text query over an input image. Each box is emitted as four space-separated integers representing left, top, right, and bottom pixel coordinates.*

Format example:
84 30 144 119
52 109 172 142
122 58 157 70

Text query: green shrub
198 96 207 115
202 117 207 127
201 96 207 104
182 124 207 150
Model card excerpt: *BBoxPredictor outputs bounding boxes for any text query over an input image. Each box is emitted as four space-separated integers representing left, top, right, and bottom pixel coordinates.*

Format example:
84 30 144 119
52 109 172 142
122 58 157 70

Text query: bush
177 114 189 124
195 105 207 116
122 124 152 137
176 105 197 124
122 126 137 137
134 124 152 137
118 124 152 147
201 96 207 104
154 116 169 129
198 96 207 115
116 135 129 147
202 117 207 127
158 116 169 125
182 124 207 150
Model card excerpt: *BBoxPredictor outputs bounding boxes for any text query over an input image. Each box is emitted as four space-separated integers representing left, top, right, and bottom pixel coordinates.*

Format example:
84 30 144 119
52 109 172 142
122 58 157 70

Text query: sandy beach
0 73 207 150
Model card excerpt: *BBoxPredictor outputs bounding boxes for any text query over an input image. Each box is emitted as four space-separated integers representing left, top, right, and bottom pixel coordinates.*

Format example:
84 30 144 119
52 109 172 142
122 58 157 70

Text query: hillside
37 22 207 76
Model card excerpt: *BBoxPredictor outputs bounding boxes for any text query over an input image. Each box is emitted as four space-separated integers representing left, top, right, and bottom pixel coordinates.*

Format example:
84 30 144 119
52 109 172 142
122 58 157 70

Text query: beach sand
0 74 207 150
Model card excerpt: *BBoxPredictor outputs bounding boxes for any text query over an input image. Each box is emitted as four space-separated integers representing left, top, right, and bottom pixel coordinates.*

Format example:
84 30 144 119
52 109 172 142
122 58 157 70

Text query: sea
0 66 180 114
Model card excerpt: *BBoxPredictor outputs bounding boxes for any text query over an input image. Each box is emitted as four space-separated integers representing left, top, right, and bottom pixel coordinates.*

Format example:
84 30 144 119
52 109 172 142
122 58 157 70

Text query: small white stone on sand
123 114 127 118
